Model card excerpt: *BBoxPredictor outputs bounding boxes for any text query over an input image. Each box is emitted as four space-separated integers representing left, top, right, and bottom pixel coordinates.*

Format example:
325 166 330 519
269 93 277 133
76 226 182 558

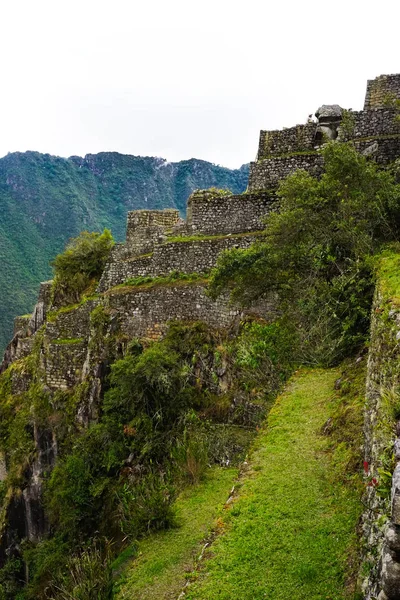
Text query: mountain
0 151 249 354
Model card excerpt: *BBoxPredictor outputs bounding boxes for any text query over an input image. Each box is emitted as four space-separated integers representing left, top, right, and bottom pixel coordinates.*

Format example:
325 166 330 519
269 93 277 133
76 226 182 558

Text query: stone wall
248 153 324 191
98 234 260 292
353 137 400 165
338 109 400 141
104 282 239 341
45 301 97 341
257 123 317 160
42 341 88 390
364 74 400 110
184 190 275 235
126 209 181 254
362 290 400 600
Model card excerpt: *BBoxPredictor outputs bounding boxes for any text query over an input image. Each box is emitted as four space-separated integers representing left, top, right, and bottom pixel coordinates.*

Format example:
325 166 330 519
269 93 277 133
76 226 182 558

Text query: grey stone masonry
257 123 317 160
43 341 88 390
104 283 240 341
248 154 324 191
362 292 400 600
338 109 400 141
98 234 260 292
364 74 400 110
126 209 181 255
185 190 275 235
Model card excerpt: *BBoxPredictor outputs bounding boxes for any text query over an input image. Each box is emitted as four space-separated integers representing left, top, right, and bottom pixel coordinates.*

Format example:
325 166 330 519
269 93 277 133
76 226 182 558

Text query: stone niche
314 105 343 144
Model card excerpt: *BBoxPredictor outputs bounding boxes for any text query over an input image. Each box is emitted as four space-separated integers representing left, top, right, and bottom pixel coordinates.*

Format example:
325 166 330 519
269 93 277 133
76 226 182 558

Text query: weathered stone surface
362 141 380 158
315 104 343 121
257 123 317 159
126 209 180 254
364 74 400 110
382 544 400 599
98 234 260 292
186 190 275 235
248 154 324 191
386 524 400 555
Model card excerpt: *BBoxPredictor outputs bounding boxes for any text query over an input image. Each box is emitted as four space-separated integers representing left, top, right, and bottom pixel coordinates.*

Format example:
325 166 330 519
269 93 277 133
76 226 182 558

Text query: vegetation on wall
51 229 114 306
1 139 400 598
209 142 400 365
0 312 288 598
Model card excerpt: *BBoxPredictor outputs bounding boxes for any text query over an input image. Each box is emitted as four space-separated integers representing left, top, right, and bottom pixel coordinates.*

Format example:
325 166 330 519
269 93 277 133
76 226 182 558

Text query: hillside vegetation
115 366 364 600
0 142 400 598
0 151 249 353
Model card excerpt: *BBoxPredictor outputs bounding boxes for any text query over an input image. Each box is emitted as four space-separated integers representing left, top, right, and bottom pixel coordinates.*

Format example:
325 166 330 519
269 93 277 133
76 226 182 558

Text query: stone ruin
3 75 400 597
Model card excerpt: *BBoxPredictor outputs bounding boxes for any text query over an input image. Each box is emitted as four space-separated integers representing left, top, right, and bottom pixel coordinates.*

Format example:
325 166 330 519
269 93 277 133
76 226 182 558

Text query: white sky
1 0 399 168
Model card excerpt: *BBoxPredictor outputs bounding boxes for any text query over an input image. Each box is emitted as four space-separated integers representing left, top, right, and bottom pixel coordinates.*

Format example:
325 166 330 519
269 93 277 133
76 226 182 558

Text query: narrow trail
115 368 362 600
186 368 361 600
114 467 238 600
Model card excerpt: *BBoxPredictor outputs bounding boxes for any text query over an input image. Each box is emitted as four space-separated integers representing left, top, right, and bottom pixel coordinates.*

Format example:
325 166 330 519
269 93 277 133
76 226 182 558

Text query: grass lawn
114 466 238 599
185 368 362 600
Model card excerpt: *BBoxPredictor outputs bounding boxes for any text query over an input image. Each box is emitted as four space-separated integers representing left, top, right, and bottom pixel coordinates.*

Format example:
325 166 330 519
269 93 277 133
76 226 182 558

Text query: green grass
113 466 238 599
164 231 265 244
184 368 362 600
52 338 85 345
108 272 209 294
376 245 400 303
259 150 319 160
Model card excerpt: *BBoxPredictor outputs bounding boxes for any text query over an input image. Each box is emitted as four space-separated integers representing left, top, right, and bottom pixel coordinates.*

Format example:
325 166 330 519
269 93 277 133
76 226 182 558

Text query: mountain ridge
0 150 249 354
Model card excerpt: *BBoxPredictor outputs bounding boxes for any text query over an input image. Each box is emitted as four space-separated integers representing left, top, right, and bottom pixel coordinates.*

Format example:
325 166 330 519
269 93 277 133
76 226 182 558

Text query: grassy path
185 368 361 600
114 466 238 599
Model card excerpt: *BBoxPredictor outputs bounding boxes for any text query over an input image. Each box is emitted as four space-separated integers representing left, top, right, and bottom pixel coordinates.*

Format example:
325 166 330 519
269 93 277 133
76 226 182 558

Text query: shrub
117 472 177 539
51 229 114 306
209 142 400 365
48 541 114 600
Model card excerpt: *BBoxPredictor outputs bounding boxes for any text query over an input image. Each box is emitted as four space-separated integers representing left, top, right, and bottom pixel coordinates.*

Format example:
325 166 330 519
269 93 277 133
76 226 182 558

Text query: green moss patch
106 273 209 295
51 338 85 345
164 231 265 244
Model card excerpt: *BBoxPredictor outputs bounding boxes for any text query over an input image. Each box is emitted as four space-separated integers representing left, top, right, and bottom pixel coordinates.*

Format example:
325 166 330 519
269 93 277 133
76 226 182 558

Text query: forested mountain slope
0 151 248 353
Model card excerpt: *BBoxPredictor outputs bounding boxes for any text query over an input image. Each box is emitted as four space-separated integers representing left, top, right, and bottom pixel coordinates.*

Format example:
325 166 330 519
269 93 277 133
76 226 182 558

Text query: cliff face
0 151 249 354
2 73 400 598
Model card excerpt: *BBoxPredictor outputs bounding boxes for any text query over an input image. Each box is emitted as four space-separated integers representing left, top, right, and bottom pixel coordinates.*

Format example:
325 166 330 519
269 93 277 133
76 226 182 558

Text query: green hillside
0 151 249 354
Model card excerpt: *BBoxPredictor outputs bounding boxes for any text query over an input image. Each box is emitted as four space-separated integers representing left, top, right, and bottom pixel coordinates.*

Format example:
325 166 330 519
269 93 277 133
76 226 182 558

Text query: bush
117 472 177 539
48 541 114 600
51 229 114 306
209 142 400 365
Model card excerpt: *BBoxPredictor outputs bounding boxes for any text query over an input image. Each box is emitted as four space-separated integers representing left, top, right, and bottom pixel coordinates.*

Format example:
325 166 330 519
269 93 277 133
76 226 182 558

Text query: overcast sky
1 0 399 168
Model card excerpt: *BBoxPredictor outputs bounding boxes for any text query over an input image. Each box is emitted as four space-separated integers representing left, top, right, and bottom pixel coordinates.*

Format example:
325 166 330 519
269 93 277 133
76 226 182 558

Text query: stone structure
2 74 400 591
126 209 180 254
315 104 343 142
249 73 400 192
363 291 400 600
364 74 400 110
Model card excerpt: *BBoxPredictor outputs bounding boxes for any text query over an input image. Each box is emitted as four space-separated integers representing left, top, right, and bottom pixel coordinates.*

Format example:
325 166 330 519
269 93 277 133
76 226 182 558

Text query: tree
209 142 400 364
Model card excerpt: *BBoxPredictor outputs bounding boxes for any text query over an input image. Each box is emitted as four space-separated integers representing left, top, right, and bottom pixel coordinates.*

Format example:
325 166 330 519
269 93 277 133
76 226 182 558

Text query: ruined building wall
248 154 324 191
98 234 260 292
126 209 181 254
256 123 318 160
184 191 275 235
364 74 400 110
337 108 400 165
362 290 400 600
